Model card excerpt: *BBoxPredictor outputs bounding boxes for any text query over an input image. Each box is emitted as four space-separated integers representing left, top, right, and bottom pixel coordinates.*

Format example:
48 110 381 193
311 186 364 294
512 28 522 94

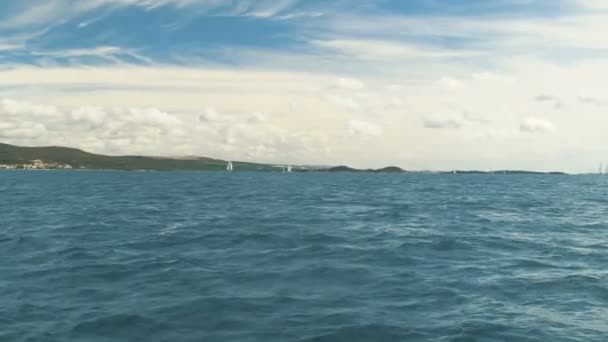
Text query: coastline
0 142 570 175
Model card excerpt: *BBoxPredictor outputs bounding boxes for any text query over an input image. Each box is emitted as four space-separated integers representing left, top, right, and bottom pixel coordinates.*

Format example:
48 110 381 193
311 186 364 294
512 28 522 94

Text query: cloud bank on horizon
1 0 607 172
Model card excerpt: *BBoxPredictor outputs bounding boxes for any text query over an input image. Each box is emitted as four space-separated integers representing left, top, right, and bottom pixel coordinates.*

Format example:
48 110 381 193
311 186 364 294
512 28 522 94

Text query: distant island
324 166 406 173
0 142 567 174
0 143 276 171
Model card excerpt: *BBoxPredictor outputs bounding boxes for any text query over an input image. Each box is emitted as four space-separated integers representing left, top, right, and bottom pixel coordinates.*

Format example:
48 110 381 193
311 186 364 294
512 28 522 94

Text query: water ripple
2 172 608 341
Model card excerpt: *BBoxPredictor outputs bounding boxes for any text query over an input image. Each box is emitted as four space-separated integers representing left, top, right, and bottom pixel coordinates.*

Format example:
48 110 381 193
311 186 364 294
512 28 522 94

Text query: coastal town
0 159 74 170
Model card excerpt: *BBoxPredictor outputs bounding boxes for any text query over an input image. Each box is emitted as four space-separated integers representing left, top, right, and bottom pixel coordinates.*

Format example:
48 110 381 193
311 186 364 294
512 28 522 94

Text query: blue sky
0 0 589 66
1 0 607 172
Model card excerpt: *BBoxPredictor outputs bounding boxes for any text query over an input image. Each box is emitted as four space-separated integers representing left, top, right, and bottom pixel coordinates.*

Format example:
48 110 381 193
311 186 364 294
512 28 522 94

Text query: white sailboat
276 165 293 173
226 161 234 172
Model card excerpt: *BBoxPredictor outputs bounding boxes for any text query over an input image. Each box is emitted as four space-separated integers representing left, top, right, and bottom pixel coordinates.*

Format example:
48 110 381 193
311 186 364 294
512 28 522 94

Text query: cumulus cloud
247 111 267 124
327 94 363 113
0 98 186 154
0 98 333 163
336 77 365 90
205 111 330 162
199 107 220 123
578 96 605 106
520 117 556 133
347 119 383 137
437 77 464 89
470 72 515 84
4 0 608 172
423 114 463 129
535 95 556 102
535 94 563 109
422 111 490 129
462 111 490 124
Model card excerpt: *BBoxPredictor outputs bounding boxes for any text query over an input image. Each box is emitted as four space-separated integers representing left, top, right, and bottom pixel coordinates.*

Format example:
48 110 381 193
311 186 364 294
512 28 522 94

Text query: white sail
227 161 233 172
287 165 292 173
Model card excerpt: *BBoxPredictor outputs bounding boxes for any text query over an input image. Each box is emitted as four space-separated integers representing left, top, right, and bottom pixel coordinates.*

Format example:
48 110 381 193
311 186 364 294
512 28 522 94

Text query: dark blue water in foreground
2 171 608 341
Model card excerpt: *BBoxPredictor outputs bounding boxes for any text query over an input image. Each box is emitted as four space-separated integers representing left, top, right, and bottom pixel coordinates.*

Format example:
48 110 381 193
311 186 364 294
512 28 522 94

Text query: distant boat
276 165 293 173
600 163 605 176
226 161 234 172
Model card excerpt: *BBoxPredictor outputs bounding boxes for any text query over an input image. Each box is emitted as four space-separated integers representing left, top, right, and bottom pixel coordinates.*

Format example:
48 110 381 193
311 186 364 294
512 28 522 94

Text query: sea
2 171 608 341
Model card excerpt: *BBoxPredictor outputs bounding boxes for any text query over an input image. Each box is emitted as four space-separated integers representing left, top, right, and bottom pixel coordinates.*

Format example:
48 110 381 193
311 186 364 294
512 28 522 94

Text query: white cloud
0 96 336 164
197 108 330 162
30 46 154 65
347 119 383 137
0 98 185 155
248 111 267 124
534 94 563 110
4 0 608 172
423 114 463 129
578 96 605 106
0 43 23 52
0 0 309 31
1 60 607 172
327 94 363 113
520 117 557 134
336 77 365 90
437 77 464 89
311 38 477 61
580 0 608 10
0 1 67 29
471 72 515 85
199 107 220 123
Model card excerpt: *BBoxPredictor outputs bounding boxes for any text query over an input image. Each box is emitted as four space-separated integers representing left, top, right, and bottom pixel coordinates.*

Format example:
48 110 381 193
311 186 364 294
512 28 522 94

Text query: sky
1 0 608 172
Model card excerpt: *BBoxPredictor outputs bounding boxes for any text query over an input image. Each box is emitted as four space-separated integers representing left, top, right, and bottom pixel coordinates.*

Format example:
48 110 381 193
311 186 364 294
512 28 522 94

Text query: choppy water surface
2 171 608 341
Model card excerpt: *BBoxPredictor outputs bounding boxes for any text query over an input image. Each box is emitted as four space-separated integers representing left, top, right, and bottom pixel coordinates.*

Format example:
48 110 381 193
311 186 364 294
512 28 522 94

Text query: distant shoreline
0 142 569 174
0 168 571 175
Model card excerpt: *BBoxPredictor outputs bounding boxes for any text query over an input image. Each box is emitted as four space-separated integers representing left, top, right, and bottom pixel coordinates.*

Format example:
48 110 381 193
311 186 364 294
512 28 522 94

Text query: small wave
71 314 168 339
5 172 608 341
450 321 546 342
508 258 563 269
299 324 424 342
476 211 527 223
432 238 469 251
572 222 608 230
399 237 472 252
54 246 99 261
158 222 183 236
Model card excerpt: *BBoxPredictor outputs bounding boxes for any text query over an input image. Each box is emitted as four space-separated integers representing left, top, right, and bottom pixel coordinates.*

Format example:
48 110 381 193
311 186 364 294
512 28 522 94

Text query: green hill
0 143 275 171
326 166 364 172
1 142 567 174
374 166 406 173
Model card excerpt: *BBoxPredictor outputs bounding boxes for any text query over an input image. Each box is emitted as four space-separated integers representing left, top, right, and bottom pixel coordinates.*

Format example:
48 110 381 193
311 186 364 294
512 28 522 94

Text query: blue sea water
2 171 608 341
